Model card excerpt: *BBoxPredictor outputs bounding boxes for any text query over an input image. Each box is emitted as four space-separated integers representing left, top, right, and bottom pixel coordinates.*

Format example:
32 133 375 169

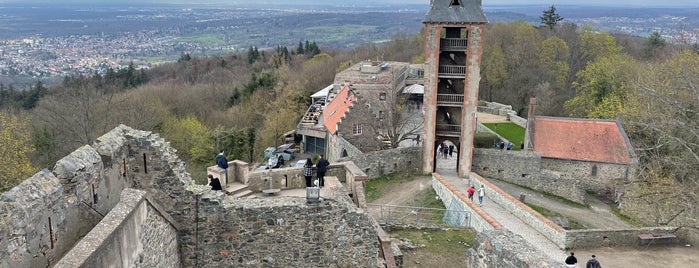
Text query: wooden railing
438 65 466 77
440 38 468 51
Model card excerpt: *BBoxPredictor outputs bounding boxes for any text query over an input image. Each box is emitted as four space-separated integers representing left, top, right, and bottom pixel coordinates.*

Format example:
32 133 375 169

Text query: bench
262 189 281 196
638 233 678 246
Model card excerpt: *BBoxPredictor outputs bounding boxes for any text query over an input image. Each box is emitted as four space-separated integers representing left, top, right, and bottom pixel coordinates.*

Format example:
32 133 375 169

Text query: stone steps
226 182 254 198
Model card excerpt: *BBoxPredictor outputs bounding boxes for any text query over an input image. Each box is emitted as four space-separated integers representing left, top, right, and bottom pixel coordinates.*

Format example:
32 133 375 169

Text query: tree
161 115 213 165
642 32 667 60
540 5 564 30
564 53 636 118
0 111 36 192
620 49 699 227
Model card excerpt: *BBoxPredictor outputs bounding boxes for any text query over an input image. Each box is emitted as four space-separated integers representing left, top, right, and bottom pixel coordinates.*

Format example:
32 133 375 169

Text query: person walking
303 158 313 187
448 145 454 158
586 255 601 268
564 252 577 268
478 185 485 206
315 155 330 188
215 150 229 184
467 185 475 201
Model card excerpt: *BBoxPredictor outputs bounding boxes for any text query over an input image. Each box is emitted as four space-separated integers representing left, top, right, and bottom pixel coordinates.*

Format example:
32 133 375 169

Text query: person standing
478 185 485 206
586 255 601 268
215 150 229 184
467 185 476 201
565 252 577 268
303 158 313 188
448 145 454 158
315 155 330 188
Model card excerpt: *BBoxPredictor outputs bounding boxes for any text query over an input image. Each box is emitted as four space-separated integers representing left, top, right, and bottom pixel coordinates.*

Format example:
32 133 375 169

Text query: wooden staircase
225 182 255 198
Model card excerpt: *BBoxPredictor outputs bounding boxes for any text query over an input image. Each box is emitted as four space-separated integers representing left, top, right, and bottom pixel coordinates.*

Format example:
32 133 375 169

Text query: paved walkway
435 155 567 262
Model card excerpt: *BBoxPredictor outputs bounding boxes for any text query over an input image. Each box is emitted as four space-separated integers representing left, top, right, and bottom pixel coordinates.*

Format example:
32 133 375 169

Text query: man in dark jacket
215 150 229 183
586 255 601 268
315 155 329 188
564 252 577 268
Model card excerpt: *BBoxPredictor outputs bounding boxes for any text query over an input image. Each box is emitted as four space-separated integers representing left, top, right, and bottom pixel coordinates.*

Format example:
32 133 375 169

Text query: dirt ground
369 176 699 268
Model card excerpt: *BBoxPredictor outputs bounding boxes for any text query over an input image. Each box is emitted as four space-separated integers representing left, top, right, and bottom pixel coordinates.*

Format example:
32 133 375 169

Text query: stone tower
421 0 488 177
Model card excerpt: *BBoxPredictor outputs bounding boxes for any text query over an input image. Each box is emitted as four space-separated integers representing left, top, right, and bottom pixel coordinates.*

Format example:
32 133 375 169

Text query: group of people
466 185 485 206
438 142 455 159
496 141 514 150
565 252 602 268
303 155 329 188
211 149 331 191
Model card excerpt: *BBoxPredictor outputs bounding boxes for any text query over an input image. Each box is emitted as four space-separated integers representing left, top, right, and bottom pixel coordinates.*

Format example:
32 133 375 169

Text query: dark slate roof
423 0 488 23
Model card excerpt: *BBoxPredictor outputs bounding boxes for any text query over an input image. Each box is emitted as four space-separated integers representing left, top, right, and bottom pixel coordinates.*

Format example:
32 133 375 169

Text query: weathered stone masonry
1 125 380 268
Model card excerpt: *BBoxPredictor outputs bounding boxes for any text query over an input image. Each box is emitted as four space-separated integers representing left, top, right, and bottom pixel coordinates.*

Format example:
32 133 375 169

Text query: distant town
1 2 697 88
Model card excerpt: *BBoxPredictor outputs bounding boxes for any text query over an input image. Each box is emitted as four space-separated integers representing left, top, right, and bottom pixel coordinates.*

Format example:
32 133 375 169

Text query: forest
1 17 697 228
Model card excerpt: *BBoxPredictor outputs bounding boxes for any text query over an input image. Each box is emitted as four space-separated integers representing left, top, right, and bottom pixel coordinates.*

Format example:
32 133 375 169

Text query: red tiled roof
323 85 356 134
532 117 636 164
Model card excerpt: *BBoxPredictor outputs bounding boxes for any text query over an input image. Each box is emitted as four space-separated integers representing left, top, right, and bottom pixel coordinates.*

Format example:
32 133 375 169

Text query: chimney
523 97 537 150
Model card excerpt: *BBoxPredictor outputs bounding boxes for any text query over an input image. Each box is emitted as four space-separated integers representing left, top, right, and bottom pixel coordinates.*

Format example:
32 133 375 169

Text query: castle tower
421 0 488 177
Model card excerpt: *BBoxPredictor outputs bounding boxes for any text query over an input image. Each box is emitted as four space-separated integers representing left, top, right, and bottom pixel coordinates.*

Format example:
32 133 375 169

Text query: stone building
530 116 638 195
421 0 488 177
297 61 425 161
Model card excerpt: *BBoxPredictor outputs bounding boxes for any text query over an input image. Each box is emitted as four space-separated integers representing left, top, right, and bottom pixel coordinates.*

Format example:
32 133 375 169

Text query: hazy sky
0 0 696 7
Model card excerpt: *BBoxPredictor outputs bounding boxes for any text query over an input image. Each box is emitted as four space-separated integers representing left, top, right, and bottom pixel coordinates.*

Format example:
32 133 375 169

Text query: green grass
389 228 476 254
364 173 416 202
482 122 525 150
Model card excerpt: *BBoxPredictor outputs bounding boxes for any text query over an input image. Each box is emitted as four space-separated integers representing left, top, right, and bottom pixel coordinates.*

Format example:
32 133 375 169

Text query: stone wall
541 158 632 195
467 229 566 268
327 129 364 162
338 146 422 179
194 190 380 267
431 173 501 232
472 149 586 204
565 227 680 249
54 188 180 268
469 173 567 249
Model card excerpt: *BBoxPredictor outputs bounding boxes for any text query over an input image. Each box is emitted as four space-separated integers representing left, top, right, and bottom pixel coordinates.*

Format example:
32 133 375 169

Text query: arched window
591 165 598 176
341 149 348 157
450 0 462 7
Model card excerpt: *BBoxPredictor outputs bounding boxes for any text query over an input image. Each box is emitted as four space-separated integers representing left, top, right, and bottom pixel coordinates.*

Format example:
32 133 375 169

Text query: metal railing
440 38 468 51
437 94 463 105
367 204 470 228
438 65 466 77
436 124 461 134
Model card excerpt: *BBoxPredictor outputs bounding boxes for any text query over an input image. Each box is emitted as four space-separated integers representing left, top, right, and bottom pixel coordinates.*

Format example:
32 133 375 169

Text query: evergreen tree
296 41 304 54
540 5 564 30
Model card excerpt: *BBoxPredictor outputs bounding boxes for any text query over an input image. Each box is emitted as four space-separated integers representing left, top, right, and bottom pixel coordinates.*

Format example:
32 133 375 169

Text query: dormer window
450 0 462 7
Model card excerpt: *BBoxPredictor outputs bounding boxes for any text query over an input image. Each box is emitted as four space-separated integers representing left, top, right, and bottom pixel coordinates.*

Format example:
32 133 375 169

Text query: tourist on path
303 158 314 187
586 255 601 268
315 155 330 188
565 252 577 268
467 185 476 201
448 145 454 158
215 150 229 183
478 185 485 205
